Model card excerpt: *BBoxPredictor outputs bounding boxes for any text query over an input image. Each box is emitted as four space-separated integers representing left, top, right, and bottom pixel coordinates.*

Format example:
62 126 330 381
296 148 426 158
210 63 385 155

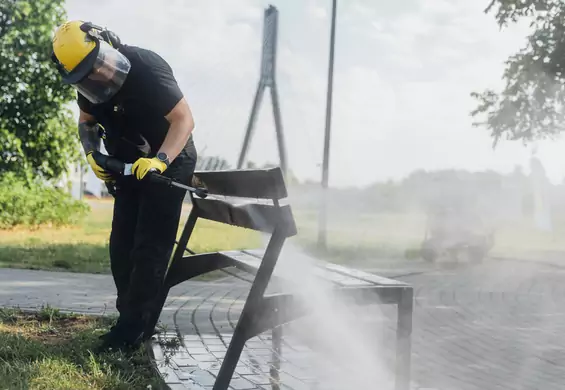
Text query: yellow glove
131 157 167 180
86 152 113 181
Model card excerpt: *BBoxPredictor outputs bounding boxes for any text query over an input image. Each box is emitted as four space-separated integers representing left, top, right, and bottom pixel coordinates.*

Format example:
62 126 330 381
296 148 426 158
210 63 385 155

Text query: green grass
487 218 565 260
1 198 430 274
0 199 261 274
292 209 565 265
4 196 561 273
292 210 428 264
0 306 163 390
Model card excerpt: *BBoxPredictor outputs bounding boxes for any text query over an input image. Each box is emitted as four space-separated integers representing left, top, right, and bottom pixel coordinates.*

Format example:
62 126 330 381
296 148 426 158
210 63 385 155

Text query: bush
0 173 90 229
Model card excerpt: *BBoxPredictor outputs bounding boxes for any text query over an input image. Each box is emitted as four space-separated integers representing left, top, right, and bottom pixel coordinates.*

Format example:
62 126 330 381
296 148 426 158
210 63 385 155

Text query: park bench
144 167 414 390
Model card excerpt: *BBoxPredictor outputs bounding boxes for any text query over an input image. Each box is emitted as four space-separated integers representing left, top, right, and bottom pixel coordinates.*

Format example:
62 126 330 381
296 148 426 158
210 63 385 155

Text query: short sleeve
77 92 94 114
136 50 184 117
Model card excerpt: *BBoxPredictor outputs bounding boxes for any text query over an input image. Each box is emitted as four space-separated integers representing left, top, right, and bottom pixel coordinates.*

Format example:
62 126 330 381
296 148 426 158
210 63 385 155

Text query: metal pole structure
237 81 265 169
269 7 288 178
237 5 287 177
318 0 337 249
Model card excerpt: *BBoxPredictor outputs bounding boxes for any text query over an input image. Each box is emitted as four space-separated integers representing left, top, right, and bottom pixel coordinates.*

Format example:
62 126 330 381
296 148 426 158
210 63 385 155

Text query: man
51 20 198 351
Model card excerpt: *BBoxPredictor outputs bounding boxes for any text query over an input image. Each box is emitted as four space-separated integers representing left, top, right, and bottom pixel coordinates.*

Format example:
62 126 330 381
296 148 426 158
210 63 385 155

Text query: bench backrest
190 167 297 238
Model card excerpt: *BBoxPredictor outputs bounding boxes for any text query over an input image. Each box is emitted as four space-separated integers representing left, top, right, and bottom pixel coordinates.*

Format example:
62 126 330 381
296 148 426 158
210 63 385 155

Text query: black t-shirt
78 44 194 163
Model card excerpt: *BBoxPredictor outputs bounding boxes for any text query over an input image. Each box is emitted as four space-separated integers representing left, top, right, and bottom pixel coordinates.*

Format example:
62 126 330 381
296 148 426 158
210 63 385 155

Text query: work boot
95 317 144 354
96 329 143 354
99 324 159 342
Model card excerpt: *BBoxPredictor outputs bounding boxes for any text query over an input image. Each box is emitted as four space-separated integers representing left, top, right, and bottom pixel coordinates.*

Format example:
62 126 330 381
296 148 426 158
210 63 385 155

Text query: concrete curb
144 339 173 390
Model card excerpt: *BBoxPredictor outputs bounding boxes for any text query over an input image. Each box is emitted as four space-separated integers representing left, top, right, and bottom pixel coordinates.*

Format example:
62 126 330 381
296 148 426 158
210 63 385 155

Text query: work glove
86 152 113 181
131 157 167 180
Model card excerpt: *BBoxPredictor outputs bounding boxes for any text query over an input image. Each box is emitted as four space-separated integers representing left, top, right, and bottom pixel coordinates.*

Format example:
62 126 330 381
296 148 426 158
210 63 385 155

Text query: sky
63 0 565 188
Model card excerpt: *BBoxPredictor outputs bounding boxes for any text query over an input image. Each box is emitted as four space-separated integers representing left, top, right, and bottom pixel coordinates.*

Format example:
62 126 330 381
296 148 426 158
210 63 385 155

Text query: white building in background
84 165 103 198
57 157 105 200
69 161 84 200
54 158 84 200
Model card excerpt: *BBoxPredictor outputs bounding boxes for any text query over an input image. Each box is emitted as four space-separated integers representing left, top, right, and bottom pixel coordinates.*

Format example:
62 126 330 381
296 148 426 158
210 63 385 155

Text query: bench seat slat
221 250 373 288
325 263 408 286
242 249 407 287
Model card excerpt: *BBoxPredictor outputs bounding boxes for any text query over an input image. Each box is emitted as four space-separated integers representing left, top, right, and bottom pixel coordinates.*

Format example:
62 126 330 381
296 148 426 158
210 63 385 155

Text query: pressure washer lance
92 152 208 198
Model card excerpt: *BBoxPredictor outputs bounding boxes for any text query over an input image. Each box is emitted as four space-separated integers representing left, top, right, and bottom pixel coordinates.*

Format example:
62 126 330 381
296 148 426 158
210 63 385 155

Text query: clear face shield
73 41 131 104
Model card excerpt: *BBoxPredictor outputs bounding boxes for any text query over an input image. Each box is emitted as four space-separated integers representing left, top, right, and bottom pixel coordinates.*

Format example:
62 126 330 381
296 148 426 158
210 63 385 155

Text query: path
0 268 118 315
1 258 565 389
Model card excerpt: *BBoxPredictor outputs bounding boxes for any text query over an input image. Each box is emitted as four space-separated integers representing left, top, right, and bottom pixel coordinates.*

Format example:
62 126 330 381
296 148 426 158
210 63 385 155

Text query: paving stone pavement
0 268 118 315
150 259 565 390
3 258 565 390
398 259 565 390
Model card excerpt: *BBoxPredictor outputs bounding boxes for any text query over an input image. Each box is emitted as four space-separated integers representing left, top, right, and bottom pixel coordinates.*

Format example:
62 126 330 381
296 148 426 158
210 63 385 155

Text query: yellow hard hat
52 20 96 73
51 20 131 104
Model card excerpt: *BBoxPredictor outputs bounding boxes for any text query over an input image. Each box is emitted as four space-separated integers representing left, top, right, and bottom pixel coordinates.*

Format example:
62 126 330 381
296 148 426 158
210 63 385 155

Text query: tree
471 1 565 147
0 0 79 181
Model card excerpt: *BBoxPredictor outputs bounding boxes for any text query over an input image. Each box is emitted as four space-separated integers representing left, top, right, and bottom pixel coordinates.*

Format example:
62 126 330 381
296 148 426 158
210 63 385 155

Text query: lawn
0 306 162 390
0 199 262 274
293 210 428 263
487 218 565 260
2 197 564 274
292 209 565 265
0 199 429 273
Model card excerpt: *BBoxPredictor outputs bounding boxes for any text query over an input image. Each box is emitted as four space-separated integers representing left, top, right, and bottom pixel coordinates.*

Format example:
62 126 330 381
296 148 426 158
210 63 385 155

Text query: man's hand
86 152 113 181
132 157 167 180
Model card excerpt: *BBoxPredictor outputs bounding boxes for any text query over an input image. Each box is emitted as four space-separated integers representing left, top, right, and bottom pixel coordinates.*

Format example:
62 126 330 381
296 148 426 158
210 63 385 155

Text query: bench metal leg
213 229 287 389
270 326 282 390
213 322 248 390
395 287 413 390
142 286 171 341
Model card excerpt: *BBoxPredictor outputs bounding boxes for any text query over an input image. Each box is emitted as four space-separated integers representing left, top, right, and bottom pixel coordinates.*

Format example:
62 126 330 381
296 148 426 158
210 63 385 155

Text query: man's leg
108 179 140 314
117 153 196 346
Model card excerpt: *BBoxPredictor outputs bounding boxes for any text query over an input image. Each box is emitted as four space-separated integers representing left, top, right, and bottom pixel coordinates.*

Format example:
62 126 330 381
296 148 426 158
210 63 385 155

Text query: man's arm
157 97 195 162
78 108 114 181
78 109 102 155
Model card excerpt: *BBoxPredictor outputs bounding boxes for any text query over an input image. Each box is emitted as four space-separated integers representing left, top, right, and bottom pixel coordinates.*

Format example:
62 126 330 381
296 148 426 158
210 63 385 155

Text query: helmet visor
74 41 131 104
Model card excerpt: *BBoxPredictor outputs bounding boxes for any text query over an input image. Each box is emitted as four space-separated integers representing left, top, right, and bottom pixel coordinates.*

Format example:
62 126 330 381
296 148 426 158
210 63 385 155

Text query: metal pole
237 6 285 173
271 83 288 178
318 0 337 249
269 7 288 178
237 81 265 169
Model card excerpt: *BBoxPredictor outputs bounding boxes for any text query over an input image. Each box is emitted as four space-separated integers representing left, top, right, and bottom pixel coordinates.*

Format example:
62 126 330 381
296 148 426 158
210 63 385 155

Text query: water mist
269 240 397 390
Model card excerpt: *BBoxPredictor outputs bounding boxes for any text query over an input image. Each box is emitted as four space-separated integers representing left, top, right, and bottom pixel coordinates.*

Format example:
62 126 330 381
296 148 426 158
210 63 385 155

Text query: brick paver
2 258 565 390
0 268 118 315
150 260 565 390
399 260 565 390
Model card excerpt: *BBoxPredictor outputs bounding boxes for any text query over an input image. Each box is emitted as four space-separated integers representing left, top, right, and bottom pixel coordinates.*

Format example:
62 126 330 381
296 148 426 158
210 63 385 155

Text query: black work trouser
108 149 196 333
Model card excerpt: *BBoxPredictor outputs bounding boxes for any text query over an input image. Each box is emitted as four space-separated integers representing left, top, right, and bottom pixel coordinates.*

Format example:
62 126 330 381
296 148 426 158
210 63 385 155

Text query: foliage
0 172 89 229
0 0 80 180
289 167 532 218
471 0 565 146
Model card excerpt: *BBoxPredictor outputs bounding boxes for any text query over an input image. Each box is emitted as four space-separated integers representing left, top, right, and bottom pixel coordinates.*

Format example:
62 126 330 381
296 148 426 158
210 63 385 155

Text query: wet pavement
2 258 565 389
148 258 565 390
